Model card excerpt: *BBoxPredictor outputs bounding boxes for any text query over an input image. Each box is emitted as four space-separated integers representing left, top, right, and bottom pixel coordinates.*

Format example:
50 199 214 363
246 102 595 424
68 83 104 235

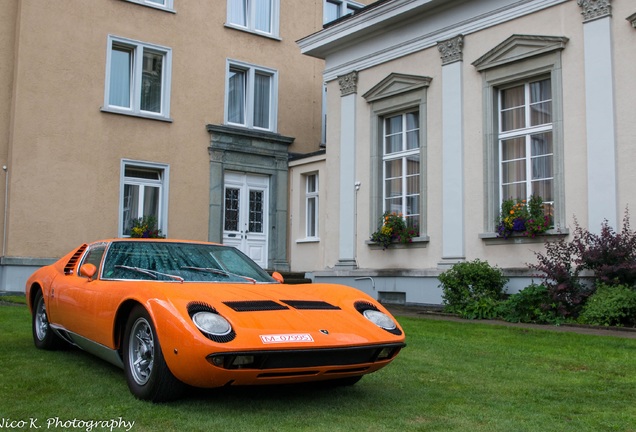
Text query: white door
223 172 269 268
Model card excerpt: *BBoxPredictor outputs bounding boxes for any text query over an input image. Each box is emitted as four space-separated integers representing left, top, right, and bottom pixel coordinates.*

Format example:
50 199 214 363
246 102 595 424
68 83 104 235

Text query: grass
1 304 636 431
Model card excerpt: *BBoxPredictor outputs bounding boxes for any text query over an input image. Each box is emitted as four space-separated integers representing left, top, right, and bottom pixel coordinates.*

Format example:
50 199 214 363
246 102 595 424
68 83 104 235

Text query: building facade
0 0 374 292
294 0 636 305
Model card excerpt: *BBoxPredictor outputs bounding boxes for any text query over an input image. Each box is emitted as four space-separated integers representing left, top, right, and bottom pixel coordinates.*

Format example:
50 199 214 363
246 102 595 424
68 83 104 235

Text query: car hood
164 282 403 348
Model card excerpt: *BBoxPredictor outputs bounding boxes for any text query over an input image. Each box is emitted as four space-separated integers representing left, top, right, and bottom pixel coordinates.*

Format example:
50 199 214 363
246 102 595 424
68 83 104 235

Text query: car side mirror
80 263 97 281
271 271 284 284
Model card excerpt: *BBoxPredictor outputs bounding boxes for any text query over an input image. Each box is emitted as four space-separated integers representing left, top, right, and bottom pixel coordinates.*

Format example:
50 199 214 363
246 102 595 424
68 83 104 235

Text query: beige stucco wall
290 0 636 276
5 0 328 260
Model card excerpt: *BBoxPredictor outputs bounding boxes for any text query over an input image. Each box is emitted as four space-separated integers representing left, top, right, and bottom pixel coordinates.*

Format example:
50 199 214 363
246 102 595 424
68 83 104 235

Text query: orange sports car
26 239 405 401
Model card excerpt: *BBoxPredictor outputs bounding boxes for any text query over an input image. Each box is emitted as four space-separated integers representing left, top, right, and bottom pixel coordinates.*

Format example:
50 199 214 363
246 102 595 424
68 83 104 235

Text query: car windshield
100 241 275 283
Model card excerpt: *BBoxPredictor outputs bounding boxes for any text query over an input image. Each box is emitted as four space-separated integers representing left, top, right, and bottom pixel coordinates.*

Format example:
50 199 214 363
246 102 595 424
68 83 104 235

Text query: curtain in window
228 0 247 26
140 50 163 113
122 184 140 236
228 69 246 124
109 47 132 108
253 72 271 129
254 0 272 33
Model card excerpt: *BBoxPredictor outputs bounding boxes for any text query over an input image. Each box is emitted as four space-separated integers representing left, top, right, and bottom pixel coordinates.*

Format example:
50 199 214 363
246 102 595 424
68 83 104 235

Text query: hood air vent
281 300 340 310
224 300 288 312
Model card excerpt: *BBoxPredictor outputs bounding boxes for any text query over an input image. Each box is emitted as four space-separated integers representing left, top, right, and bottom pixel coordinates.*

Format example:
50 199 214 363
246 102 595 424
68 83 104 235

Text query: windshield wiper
115 265 184 282
180 266 256 284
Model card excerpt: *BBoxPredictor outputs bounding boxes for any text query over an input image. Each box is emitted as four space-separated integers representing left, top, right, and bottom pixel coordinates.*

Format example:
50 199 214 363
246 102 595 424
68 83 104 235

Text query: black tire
32 290 63 350
122 305 184 402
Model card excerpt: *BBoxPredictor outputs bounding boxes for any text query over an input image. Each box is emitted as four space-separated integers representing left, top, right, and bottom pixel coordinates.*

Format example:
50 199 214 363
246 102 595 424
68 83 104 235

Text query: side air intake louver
64 244 88 275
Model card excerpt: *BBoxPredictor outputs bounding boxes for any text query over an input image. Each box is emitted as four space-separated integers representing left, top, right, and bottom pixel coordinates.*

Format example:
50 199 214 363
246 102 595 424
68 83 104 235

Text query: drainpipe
2 165 8 257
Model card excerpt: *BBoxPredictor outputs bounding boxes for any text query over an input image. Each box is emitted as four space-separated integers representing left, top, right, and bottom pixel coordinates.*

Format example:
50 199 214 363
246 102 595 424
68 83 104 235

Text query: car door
51 243 119 347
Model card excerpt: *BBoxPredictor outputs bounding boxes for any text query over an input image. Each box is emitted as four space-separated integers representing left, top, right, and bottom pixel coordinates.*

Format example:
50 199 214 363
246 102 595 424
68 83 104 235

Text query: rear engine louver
223 300 289 312
281 300 341 310
64 244 88 275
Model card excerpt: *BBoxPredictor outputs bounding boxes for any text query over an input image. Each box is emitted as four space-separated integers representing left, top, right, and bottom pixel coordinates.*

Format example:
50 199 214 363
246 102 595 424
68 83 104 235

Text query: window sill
366 236 430 250
296 237 320 244
224 24 281 41
101 107 173 123
480 228 569 245
123 0 176 13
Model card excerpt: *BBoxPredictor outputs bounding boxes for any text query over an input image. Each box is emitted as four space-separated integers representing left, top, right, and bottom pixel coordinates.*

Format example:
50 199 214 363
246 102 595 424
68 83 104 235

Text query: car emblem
320 329 329 335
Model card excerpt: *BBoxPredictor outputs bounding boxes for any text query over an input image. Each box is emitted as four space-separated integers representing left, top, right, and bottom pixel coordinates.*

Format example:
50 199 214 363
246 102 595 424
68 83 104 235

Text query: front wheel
32 290 63 350
122 305 183 402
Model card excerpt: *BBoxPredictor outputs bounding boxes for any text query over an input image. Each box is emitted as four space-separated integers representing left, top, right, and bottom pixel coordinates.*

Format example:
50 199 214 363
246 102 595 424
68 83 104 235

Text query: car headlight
363 309 397 331
192 311 232 336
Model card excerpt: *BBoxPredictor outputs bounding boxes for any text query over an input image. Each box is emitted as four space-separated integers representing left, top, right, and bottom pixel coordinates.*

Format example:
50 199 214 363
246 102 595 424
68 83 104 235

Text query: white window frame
382 110 421 231
497 78 554 209
323 0 364 24
305 173 319 239
225 59 278 132
103 35 172 121
123 0 175 12
226 0 280 39
119 160 170 237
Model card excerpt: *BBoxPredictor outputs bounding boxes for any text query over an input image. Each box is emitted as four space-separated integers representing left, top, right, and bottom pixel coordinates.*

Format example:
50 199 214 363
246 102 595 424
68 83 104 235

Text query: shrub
438 259 508 319
578 283 636 327
497 284 564 325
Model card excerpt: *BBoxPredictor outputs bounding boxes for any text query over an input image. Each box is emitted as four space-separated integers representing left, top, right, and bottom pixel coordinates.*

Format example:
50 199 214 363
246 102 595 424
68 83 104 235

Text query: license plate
259 333 314 344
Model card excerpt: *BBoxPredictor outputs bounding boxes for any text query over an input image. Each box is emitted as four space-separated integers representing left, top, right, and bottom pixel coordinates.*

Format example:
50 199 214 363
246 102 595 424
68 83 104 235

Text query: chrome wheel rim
128 317 154 386
35 296 49 341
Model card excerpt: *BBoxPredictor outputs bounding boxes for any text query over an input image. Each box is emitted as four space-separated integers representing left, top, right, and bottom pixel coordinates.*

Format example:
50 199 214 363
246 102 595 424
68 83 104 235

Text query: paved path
387 305 636 339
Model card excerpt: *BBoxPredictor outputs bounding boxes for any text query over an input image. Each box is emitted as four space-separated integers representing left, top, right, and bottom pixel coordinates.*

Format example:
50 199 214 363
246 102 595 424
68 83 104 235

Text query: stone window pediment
362 73 432 103
472 35 569 72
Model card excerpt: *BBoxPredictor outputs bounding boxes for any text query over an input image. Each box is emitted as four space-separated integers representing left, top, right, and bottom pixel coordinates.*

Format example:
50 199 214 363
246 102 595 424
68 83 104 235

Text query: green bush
498 284 563 325
579 283 636 327
438 259 508 319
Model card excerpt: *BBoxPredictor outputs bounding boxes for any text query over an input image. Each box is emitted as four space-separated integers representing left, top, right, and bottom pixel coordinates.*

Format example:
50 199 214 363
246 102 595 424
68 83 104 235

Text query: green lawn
1 304 635 432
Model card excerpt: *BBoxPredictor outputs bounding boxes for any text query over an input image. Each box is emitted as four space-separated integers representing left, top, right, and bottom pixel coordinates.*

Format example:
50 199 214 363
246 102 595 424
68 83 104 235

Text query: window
324 0 363 24
472 35 568 234
104 36 172 120
227 0 280 38
226 60 278 131
79 243 107 279
498 78 553 215
124 0 175 12
305 174 319 238
119 161 169 237
383 111 420 231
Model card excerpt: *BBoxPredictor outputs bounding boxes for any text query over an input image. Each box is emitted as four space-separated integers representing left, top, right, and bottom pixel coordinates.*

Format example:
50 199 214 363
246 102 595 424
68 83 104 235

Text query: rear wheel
123 305 183 402
32 290 63 350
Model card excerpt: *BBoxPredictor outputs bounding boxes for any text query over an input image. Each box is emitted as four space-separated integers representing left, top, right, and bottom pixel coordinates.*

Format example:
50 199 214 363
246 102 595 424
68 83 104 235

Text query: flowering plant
130 216 165 238
496 195 551 239
370 211 418 249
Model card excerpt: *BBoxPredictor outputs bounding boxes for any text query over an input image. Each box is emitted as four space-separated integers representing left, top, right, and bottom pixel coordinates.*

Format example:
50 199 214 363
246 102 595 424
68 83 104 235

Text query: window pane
530 101 552 126
385 198 402 214
228 68 246 124
249 190 264 233
140 50 163 113
501 85 524 109
385 178 402 198
501 107 525 131
143 186 160 220
531 155 553 180
307 174 317 193
530 79 551 103
224 188 240 231
325 1 339 22
229 0 247 26
501 138 526 161
109 46 132 108
406 175 419 195
501 183 526 201
254 0 272 33
254 72 271 129
385 115 402 135
385 159 402 179
502 160 526 183
406 155 420 175
406 196 419 218
531 132 553 156
307 197 317 237
532 179 553 202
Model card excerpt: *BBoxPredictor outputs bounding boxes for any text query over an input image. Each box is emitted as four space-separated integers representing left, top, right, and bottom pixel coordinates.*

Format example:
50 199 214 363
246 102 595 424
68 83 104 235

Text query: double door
223 172 269 268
